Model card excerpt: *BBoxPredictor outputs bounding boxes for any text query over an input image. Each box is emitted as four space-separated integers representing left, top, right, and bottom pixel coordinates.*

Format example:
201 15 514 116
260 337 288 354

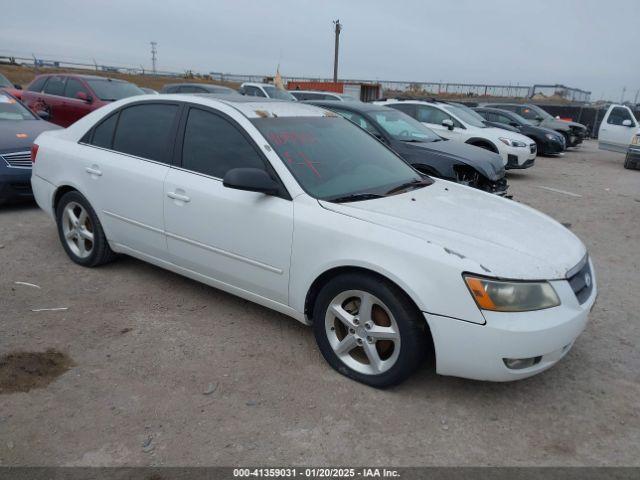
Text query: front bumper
0 168 33 202
425 259 597 381
503 144 537 170
566 129 586 147
540 138 565 155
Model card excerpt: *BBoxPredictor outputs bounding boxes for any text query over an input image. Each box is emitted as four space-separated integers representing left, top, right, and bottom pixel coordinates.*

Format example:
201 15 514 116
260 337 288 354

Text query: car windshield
509 111 533 125
452 103 488 123
252 116 424 201
85 79 144 101
442 104 486 128
262 86 296 101
528 104 554 120
0 74 12 88
371 109 441 142
0 93 36 120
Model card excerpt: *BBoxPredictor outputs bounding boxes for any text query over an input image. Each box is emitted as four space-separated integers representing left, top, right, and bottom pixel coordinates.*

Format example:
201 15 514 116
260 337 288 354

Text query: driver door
163 106 293 304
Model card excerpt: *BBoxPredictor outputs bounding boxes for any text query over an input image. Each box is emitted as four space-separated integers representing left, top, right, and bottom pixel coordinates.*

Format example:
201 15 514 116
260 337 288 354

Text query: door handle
167 191 191 203
85 166 102 176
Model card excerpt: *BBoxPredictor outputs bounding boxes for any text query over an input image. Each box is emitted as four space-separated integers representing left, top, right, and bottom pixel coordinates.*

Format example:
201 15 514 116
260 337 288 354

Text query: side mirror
76 92 92 103
441 118 455 130
36 110 50 120
13 84 22 90
223 168 280 195
622 119 633 127
509 121 519 128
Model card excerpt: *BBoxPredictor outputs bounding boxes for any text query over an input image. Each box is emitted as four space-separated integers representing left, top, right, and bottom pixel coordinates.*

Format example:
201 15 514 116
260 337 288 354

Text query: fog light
503 356 542 370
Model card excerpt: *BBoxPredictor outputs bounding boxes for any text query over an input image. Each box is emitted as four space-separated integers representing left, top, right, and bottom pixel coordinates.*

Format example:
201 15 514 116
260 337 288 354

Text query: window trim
78 100 182 166
174 103 292 200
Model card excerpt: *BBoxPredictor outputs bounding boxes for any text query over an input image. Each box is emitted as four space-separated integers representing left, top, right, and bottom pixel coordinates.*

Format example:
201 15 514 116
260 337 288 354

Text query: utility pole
150 41 158 75
332 19 342 83
634 88 639 105
620 86 626 104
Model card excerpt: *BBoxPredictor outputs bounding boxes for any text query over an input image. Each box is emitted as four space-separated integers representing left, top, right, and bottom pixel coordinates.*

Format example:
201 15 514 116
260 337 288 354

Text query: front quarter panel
289 195 486 325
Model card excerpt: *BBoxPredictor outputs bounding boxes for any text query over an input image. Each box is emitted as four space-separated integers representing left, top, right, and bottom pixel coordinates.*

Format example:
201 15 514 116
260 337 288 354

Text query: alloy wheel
61 201 94 259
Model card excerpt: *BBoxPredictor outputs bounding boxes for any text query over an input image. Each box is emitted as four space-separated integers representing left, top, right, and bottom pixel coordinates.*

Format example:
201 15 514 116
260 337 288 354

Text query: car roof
164 83 235 90
476 107 515 114
293 90 340 95
34 73 130 82
157 94 329 119
305 100 389 113
241 82 274 88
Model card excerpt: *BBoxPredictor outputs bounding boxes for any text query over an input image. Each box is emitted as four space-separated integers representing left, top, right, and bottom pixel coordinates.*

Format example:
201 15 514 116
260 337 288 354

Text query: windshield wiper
386 179 430 195
327 193 386 203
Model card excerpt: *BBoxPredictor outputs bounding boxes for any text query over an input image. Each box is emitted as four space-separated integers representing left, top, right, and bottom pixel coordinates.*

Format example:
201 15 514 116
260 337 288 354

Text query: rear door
599 105 639 152
25 75 68 126
163 105 293 304
79 101 180 259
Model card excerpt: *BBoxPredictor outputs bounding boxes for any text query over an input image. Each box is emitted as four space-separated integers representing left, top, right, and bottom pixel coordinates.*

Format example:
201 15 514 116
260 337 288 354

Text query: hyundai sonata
31 95 596 387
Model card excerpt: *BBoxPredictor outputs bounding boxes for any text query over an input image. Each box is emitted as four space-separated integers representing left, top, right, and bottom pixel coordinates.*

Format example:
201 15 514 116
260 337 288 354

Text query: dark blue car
0 92 60 204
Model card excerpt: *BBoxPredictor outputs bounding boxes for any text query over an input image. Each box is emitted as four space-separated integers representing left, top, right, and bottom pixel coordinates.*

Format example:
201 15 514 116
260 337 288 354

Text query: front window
442 105 486 128
0 93 37 121
252 116 423 201
85 79 144 101
371 109 441 142
262 86 296 101
521 105 552 121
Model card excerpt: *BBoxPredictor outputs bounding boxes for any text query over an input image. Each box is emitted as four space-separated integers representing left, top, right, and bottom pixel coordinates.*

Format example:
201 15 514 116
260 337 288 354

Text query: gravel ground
0 140 638 467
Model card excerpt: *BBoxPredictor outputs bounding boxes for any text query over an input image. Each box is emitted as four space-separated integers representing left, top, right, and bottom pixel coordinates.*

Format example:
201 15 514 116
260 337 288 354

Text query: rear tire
55 191 116 267
312 273 427 388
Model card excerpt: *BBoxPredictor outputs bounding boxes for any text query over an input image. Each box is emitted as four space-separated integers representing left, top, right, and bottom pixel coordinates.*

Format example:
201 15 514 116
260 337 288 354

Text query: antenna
150 41 158 75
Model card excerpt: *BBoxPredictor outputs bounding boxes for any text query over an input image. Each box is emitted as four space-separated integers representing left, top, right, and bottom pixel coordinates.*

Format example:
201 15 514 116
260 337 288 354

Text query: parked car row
26 94 597 388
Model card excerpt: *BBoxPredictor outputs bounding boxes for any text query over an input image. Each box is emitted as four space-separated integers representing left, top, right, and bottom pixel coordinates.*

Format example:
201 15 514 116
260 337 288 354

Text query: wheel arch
304 265 434 349
465 138 499 153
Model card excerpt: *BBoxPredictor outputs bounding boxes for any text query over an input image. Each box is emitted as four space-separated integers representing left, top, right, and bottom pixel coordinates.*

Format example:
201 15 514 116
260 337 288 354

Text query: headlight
464 275 560 312
499 137 527 148
545 133 558 141
632 135 640 145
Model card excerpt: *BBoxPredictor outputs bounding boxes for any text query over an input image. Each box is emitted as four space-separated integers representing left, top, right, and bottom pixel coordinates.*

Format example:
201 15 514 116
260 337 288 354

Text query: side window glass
112 104 178 163
28 76 48 92
90 113 119 148
244 86 258 97
43 76 66 96
418 106 449 125
519 107 538 120
182 108 265 178
64 78 90 99
333 110 380 136
608 107 633 126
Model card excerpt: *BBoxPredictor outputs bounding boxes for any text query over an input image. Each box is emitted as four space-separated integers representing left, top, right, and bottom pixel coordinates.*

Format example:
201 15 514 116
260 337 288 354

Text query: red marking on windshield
299 151 321 178
268 131 317 146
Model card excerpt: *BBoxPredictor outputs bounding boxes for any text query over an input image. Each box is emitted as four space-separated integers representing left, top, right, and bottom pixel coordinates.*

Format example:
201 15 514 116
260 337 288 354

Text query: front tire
55 191 116 267
312 273 427 388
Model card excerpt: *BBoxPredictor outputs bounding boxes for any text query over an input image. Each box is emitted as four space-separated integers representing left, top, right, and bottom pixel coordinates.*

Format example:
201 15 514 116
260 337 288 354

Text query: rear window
112 104 178 162
85 79 144 101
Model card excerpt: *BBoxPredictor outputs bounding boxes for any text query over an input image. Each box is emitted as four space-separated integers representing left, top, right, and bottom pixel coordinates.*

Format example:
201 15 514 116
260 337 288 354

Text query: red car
21 74 144 127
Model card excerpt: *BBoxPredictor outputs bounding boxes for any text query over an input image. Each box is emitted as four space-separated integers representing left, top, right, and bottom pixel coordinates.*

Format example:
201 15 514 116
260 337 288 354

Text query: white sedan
30 95 596 387
377 99 538 170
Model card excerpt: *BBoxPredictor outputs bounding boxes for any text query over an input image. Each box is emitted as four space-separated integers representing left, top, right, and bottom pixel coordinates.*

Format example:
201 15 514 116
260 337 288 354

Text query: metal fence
3 54 592 102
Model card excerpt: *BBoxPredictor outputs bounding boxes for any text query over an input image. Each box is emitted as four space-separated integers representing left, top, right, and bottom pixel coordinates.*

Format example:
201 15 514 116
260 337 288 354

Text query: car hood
320 180 586 280
562 120 587 132
523 125 563 139
404 140 505 180
0 119 61 153
482 126 535 144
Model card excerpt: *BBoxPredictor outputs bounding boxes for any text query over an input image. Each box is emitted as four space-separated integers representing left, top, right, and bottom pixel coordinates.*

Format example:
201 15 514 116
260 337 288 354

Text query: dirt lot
0 141 639 467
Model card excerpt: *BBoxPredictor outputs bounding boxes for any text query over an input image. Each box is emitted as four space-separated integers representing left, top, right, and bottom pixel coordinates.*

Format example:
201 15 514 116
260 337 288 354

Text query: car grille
1 151 32 168
530 144 537 154
567 255 593 304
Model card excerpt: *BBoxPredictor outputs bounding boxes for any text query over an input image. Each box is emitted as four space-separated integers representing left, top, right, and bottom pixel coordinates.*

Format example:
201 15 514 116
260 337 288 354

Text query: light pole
333 20 342 83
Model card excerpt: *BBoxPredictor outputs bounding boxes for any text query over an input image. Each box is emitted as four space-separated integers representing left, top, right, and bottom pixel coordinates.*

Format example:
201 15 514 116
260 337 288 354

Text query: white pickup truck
598 104 640 153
